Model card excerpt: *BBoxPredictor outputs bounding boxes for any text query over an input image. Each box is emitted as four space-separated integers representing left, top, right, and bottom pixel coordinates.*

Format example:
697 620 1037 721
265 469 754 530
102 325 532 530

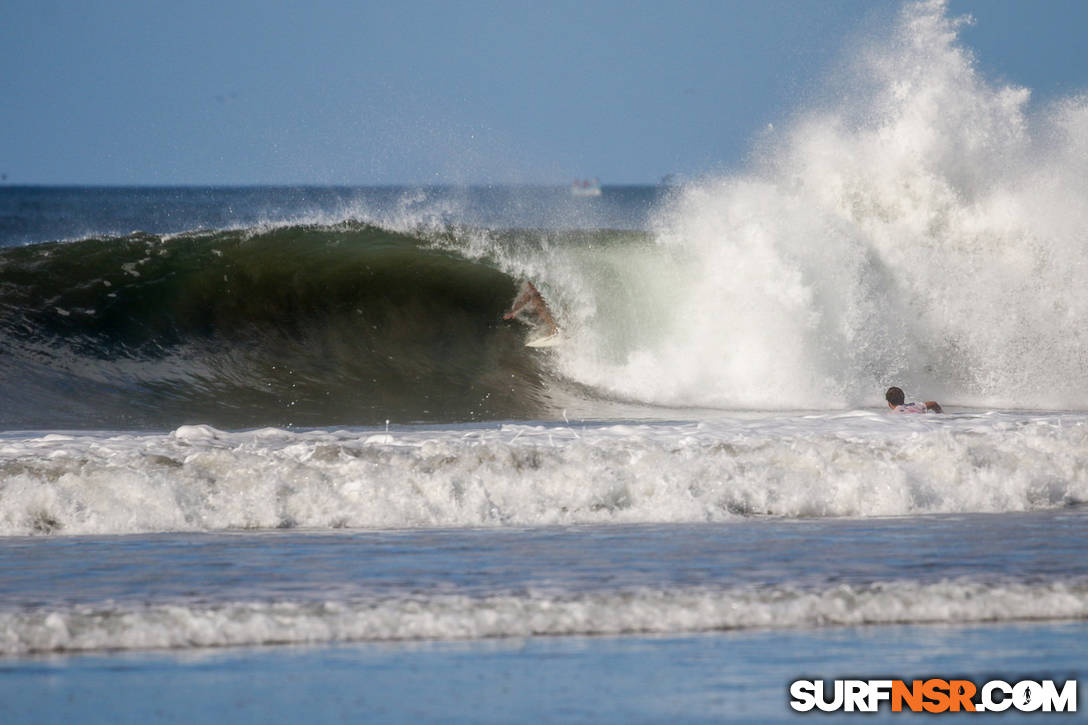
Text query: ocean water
3 1 1088 721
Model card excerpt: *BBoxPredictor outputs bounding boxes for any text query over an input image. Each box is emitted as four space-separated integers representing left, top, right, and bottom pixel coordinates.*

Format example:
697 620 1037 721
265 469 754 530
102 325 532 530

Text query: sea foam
4 578 1086 655
1 412 1085 536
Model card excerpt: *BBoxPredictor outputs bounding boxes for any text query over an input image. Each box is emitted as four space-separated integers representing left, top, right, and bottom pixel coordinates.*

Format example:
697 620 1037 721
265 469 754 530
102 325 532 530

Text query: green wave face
0 224 554 429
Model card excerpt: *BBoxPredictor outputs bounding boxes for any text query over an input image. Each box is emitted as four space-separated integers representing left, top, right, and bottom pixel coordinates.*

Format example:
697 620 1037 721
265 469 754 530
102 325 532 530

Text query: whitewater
1 413 1086 537
2 2 1088 721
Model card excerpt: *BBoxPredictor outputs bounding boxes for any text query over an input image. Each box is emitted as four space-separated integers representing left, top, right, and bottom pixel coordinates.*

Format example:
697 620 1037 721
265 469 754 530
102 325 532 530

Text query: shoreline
3 622 1085 723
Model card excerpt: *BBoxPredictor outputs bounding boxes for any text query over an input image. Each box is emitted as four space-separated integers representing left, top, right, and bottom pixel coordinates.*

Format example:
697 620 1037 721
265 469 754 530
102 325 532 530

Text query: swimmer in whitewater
503 281 558 336
885 386 942 413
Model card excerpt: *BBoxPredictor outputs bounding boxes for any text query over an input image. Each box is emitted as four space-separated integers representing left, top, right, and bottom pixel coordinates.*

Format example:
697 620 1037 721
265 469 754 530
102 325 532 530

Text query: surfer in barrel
503 281 559 338
885 386 942 414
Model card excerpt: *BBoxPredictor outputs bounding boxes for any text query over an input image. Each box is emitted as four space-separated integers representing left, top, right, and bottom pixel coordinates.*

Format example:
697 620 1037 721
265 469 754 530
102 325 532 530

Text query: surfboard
525 329 562 348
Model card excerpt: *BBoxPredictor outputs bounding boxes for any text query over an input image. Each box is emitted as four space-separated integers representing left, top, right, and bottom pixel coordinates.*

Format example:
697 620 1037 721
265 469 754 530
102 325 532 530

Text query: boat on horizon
570 178 602 197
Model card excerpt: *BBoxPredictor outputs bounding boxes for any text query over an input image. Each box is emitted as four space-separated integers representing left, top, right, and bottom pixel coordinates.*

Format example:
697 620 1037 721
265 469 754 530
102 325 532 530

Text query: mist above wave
552 0 1088 411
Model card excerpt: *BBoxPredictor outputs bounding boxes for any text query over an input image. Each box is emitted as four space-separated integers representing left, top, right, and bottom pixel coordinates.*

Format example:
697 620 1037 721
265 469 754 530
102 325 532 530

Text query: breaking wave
552 0 1088 411
4 578 1086 655
2 413 1086 536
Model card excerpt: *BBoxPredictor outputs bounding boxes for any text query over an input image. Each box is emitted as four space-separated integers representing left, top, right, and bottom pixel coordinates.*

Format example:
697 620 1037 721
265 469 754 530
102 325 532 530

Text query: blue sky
1 0 1086 185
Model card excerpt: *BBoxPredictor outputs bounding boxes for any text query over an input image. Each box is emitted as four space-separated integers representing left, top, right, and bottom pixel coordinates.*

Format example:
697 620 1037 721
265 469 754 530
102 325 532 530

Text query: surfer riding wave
504 281 559 341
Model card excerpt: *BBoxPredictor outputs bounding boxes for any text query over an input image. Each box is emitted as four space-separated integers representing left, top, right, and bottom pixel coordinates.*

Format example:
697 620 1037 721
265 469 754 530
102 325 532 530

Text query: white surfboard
525 329 562 348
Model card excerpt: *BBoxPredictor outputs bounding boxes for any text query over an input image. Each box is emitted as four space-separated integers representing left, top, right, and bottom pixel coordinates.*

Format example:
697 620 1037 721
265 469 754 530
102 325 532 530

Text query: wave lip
2 413 1086 536
3 578 1086 655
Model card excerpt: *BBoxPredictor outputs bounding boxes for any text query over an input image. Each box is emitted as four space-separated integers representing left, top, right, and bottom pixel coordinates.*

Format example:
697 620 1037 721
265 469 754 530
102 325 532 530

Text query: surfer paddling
885 386 942 414
503 281 559 337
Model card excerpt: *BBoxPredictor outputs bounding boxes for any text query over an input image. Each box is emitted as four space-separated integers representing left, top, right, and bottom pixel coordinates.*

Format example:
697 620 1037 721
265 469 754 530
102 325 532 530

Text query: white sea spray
541 0 1088 411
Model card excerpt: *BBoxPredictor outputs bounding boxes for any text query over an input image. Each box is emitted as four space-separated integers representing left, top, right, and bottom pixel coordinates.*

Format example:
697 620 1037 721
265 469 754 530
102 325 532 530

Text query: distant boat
570 178 602 197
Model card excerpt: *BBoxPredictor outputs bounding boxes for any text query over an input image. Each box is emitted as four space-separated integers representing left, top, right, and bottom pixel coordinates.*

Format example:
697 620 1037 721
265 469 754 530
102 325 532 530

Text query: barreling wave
7 3 1088 426
0 223 585 429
